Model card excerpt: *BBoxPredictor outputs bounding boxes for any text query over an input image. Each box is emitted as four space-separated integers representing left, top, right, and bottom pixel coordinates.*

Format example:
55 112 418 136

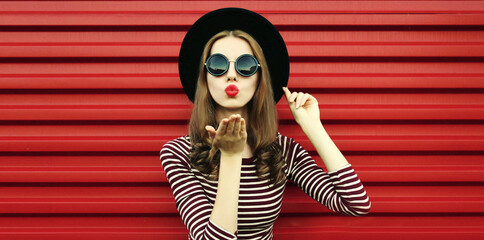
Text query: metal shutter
0 1 483 239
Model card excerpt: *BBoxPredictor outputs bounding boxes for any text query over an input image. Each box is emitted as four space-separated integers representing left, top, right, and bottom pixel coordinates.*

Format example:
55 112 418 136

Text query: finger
218 118 228 134
205 125 216 136
295 92 305 108
240 118 246 133
289 92 298 103
300 94 310 107
226 115 236 134
282 87 291 101
233 115 241 134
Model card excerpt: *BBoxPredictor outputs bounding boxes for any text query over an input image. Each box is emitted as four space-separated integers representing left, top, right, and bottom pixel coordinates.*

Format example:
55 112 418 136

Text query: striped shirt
160 133 371 240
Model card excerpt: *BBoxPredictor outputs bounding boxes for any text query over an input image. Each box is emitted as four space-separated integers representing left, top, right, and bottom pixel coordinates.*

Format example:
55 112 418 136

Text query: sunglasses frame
205 53 260 77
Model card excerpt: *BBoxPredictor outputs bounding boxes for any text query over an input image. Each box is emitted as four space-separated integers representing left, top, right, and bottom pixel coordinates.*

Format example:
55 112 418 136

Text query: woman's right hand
205 114 247 156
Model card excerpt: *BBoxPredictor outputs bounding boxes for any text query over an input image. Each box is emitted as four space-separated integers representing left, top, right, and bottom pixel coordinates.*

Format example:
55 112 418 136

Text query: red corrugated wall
1 1 483 239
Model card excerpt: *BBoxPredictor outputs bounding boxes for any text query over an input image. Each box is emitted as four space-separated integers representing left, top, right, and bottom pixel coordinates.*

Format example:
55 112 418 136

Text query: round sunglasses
205 53 260 77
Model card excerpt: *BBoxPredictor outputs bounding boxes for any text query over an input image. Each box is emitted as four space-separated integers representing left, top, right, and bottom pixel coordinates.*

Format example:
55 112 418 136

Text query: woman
160 8 371 240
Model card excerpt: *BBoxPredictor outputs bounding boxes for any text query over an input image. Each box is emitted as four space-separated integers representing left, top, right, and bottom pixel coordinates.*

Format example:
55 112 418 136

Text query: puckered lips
225 84 239 97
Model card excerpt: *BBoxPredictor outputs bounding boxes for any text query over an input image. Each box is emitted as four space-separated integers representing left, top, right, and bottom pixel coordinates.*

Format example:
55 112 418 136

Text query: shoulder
160 135 191 154
276 131 299 152
276 132 309 168
160 135 191 167
275 132 302 160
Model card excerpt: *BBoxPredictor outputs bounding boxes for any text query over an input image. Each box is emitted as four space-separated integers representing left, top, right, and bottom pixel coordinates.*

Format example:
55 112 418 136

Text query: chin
218 99 249 109
221 103 246 110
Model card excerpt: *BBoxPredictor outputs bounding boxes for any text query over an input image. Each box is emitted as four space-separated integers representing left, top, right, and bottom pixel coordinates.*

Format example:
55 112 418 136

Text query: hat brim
178 7 289 103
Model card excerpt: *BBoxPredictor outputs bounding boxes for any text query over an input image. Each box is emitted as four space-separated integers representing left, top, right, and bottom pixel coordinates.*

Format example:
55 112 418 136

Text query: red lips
225 84 239 97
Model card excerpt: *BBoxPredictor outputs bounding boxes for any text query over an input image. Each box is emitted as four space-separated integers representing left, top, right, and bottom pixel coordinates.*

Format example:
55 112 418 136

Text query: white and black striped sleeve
160 140 238 240
284 137 371 216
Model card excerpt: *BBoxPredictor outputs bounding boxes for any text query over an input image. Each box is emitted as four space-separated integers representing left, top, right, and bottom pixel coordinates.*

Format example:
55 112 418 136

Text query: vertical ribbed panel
0 1 483 239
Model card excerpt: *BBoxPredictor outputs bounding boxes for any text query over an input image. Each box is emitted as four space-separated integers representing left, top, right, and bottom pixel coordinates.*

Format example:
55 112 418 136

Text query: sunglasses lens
206 55 228 76
237 55 258 76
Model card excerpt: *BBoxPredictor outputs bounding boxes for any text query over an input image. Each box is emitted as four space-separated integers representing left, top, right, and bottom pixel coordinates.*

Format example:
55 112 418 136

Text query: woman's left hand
282 87 320 126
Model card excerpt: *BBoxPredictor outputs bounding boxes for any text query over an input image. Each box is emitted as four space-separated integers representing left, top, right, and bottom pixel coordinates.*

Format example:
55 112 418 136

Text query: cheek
206 77 224 99
247 77 259 93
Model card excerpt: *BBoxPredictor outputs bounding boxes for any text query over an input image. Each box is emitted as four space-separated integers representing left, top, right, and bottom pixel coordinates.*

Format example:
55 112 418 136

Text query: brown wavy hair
187 30 286 188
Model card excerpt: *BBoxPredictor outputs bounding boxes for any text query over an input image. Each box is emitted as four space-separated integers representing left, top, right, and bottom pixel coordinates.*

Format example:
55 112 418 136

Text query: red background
0 1 483 239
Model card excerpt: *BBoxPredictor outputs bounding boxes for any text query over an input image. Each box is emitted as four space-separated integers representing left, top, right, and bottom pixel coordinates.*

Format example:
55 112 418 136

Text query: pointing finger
283 87 291 101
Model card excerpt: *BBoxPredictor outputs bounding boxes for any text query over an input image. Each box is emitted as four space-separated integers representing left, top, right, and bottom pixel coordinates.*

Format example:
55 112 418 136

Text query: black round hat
178 7 289 103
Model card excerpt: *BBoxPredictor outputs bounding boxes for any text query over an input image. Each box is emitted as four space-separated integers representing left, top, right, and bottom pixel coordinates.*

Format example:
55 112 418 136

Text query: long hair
188 30 285 188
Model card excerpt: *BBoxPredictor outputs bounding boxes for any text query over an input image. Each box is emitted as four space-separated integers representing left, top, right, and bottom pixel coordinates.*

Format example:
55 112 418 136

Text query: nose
226 61 237 82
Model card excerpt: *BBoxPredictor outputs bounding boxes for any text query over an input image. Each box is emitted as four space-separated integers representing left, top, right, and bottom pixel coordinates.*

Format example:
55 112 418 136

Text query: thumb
205 125 216 138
